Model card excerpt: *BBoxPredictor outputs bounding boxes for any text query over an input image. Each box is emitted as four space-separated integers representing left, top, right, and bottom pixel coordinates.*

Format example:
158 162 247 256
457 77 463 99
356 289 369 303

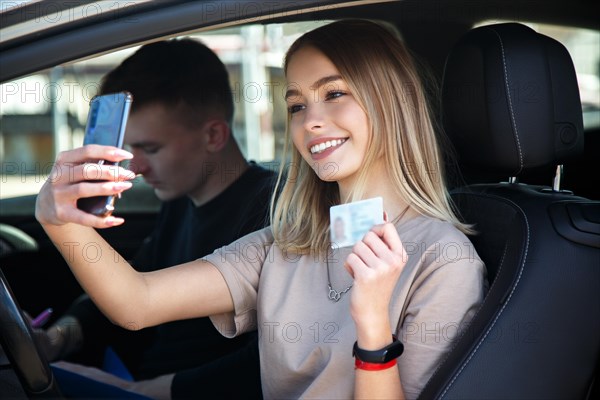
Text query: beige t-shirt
204 215 487 399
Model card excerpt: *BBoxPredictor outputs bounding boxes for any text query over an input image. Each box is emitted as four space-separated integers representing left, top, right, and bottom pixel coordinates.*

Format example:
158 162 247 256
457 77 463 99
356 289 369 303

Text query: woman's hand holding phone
35 145 136 229
35 91 136 228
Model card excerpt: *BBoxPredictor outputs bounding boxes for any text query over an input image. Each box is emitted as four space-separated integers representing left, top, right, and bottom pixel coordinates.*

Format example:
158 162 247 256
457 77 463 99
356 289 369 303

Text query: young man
41 38 273 398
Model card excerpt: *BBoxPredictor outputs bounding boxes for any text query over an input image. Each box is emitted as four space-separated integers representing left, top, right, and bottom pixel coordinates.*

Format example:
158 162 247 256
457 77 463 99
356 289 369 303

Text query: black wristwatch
353 336 404 363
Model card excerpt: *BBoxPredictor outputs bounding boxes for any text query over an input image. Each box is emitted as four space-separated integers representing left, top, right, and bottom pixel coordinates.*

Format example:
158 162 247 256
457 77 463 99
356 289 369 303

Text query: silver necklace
326 248 352 302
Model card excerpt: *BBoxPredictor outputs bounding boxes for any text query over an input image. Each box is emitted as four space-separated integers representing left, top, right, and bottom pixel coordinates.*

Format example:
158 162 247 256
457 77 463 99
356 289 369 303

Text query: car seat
418 22 600 399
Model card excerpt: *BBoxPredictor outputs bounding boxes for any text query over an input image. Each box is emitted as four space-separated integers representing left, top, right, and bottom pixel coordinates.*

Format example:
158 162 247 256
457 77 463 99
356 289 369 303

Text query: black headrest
441 23 583 176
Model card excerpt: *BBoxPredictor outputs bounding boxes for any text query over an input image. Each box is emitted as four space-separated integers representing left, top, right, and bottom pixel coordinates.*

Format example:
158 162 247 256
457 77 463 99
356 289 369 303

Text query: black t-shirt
67 162 275 385
132 161 274 271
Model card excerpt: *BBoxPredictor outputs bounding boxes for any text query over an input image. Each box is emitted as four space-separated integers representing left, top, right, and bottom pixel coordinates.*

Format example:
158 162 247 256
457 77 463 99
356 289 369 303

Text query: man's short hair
100 38 234 126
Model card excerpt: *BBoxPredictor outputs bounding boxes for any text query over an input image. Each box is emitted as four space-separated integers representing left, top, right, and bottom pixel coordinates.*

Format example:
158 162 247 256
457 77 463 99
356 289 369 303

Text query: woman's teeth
310 138 347 154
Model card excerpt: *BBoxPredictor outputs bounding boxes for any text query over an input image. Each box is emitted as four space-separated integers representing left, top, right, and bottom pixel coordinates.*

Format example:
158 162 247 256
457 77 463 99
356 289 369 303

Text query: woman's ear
204 120 231 153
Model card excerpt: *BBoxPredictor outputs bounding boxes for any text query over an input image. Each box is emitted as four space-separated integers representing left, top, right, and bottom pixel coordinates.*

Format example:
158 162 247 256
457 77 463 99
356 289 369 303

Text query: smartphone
76 91 133 217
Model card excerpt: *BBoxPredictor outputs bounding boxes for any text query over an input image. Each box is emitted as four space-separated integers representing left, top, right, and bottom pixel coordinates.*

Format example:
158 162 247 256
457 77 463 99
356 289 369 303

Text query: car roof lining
0 0 396 82
1 0 598 84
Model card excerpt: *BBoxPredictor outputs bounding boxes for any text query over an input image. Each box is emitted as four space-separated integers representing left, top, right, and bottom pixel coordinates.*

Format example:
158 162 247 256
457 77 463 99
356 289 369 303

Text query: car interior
0 1 599 399
419 22 599 399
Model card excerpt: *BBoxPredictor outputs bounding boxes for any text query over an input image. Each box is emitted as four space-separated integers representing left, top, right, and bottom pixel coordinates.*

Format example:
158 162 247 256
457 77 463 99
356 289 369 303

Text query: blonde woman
36 19 487 399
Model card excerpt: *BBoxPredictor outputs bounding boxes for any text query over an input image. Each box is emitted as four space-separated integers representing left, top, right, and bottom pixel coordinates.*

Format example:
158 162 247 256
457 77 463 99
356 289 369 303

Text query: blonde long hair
270 19 470 254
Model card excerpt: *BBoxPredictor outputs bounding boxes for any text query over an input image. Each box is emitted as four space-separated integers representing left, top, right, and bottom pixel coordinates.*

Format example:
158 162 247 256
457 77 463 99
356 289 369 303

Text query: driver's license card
329 197 383 248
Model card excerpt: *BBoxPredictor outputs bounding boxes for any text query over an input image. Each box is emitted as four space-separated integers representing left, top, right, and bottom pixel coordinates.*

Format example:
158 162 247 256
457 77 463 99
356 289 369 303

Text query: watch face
383 340 404 362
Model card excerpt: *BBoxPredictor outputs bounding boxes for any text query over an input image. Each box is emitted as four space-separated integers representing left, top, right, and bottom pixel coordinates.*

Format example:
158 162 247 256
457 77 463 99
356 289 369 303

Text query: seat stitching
490 27 524 174
419 196 509 397
440 246 508 398
439 193 530 399
418 191 514 397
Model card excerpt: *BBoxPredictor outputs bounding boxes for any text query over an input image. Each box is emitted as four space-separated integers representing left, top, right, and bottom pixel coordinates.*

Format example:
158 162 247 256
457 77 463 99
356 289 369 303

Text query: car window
0 21 331 200
2 19 597 201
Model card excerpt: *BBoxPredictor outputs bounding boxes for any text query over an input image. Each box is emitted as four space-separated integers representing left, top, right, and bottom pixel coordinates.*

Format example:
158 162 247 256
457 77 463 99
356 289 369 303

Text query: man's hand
51 361 174 400
22 314 84 362
52 360 137 391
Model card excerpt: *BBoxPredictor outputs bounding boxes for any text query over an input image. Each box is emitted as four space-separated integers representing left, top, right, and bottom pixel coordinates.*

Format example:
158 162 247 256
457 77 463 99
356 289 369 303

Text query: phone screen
77 92 133 217
83 92 132 147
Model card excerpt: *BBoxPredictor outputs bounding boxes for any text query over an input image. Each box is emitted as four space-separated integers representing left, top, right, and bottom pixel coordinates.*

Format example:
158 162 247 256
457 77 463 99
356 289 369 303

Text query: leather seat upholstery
418 23 600 399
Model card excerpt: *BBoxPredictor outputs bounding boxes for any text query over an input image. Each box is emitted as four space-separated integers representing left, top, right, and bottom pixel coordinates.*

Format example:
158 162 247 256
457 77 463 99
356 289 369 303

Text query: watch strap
352 335 404 363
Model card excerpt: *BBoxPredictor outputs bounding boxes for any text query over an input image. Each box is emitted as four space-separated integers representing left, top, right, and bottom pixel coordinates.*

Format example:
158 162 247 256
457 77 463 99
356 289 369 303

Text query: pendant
328 284 351 302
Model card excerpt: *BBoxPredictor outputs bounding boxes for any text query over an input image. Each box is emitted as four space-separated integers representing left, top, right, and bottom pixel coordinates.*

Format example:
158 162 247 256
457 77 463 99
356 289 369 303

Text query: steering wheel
0 269 62 398
0 223 39 258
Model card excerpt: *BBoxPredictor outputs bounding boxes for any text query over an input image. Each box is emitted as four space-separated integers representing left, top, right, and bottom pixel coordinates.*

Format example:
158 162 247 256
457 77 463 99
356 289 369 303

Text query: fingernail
113 149 133 159
114 181 132 190
105 217 125 226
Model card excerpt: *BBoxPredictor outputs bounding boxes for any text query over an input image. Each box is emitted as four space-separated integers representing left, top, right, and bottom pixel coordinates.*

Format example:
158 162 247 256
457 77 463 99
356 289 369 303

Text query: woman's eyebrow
285 87 300 100
285 74 343 100
309 74 342 90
